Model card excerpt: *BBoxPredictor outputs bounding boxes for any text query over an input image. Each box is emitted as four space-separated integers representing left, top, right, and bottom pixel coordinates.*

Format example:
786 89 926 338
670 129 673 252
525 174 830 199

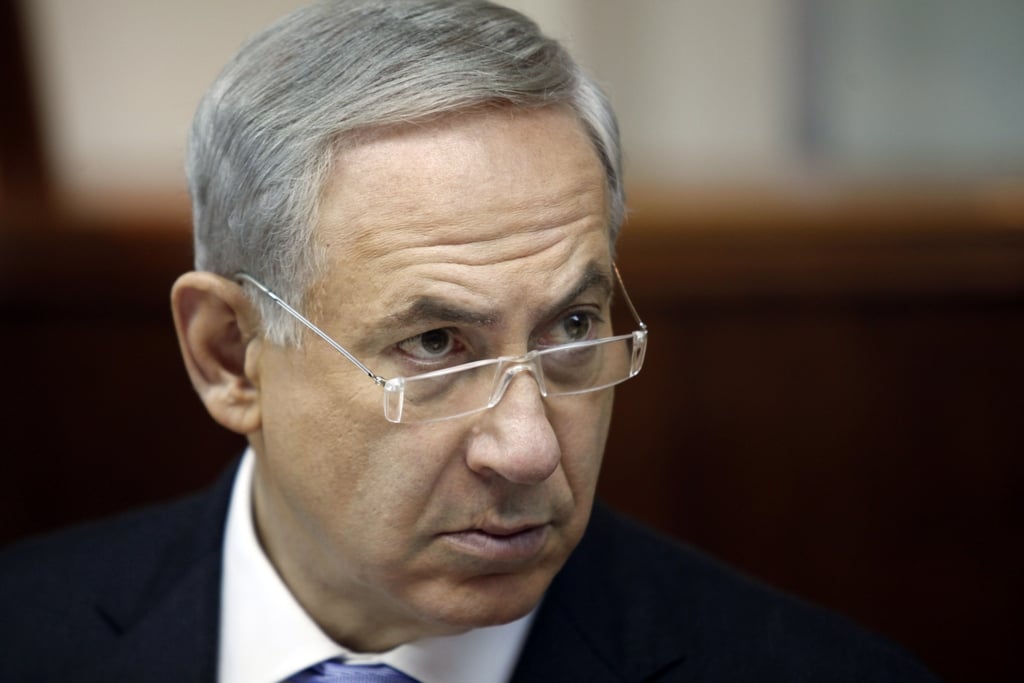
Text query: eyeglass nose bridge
485 353 550 410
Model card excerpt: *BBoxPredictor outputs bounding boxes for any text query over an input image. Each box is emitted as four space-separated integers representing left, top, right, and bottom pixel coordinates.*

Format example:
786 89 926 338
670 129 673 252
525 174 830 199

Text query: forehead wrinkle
342 197 602 266
322 149 607 263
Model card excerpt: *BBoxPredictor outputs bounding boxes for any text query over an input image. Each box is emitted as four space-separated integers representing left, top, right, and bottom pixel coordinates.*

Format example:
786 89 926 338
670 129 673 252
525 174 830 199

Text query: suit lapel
85 462 239 682
510 595 622 682
92 548 222 681
511 504 690 683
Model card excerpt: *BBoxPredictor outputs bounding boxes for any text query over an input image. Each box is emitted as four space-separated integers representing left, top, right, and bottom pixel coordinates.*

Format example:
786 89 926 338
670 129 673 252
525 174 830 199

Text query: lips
441 524 549 563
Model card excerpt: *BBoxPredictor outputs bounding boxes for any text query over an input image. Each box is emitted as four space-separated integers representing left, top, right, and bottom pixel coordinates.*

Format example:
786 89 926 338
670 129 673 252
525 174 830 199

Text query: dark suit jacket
0 462 937 682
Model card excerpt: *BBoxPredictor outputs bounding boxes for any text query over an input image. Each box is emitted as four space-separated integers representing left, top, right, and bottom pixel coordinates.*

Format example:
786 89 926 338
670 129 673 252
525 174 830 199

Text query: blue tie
288 659 418 682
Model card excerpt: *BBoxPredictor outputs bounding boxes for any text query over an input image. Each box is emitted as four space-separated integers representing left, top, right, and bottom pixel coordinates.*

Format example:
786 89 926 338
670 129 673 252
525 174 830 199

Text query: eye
396 328 464 362
541 311 599 347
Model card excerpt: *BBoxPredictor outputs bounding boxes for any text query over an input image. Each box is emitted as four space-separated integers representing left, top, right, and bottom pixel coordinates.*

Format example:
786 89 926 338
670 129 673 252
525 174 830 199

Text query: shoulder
541 503 939 682
0 488 215 596
0 465 235 680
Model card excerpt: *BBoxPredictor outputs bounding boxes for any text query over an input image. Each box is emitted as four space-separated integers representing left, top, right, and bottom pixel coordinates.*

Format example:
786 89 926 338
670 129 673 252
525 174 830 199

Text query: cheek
286 416 467 545
254 353 407 530
315 425 476 590
354 426 464 519
554 391 614 497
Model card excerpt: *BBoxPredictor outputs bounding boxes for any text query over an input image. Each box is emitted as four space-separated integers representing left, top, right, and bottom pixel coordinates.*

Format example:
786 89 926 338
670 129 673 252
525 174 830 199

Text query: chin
417 567 555 630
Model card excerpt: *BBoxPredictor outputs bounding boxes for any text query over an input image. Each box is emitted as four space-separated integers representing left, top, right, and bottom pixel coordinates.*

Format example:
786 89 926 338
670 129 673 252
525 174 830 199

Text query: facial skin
183 106 616 652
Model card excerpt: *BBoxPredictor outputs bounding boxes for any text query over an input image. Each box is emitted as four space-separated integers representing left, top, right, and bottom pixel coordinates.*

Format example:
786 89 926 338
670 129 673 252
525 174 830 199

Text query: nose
465 370 561 485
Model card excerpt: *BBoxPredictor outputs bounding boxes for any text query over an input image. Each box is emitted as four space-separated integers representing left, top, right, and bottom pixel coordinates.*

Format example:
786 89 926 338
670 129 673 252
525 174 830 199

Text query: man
1 1 937 681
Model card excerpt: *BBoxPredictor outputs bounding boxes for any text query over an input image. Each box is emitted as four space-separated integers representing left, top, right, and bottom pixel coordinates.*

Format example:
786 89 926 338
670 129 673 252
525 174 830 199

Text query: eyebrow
375 261 613 334
548 262 614 317
382 298 498 330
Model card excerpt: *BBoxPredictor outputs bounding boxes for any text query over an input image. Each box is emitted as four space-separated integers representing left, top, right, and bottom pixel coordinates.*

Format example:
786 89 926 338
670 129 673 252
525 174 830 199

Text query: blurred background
1 1 1022 679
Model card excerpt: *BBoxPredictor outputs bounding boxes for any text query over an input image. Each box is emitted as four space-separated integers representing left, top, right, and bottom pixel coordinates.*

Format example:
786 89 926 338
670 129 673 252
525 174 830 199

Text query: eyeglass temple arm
613 263 648 333
235 273 387 387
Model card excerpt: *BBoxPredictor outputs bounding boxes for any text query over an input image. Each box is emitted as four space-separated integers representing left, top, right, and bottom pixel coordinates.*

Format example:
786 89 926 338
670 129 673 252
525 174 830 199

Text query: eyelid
392 327 472 368
535 306 606 347
557 301 607 326
391 292 610 357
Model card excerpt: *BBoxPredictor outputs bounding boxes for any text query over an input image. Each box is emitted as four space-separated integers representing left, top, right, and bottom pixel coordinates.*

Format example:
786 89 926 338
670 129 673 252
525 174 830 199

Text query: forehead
310 107 612 323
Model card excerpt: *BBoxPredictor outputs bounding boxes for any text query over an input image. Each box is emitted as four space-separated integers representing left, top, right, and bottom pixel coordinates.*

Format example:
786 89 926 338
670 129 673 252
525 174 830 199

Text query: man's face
246 106 615 650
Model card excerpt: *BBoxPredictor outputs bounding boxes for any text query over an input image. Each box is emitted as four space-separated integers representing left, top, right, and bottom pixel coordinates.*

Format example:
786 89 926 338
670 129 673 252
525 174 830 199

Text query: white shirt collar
218 449 537 683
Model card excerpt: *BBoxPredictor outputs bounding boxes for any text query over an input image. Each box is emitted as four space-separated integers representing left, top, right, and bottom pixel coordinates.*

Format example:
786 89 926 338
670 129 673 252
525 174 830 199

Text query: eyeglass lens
383 331 647 423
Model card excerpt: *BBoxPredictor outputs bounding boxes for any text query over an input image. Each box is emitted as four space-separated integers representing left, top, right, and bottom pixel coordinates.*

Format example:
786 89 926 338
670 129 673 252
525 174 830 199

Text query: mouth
440 524 549 563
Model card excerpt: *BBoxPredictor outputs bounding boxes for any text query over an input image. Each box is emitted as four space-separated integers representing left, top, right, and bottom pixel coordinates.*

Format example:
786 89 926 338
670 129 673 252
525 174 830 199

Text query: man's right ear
171 272 263 435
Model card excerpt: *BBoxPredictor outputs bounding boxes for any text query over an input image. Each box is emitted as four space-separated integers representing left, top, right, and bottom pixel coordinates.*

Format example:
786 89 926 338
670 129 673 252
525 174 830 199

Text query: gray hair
187 0 624 343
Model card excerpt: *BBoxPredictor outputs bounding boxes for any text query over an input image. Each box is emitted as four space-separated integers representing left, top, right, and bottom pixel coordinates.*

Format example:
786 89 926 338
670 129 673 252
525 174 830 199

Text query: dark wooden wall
604 195 1024 682
2 197 1022 682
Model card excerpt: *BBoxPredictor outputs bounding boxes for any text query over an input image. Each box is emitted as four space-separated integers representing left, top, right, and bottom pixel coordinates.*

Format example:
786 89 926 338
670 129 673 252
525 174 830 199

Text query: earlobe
171 272 262 435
